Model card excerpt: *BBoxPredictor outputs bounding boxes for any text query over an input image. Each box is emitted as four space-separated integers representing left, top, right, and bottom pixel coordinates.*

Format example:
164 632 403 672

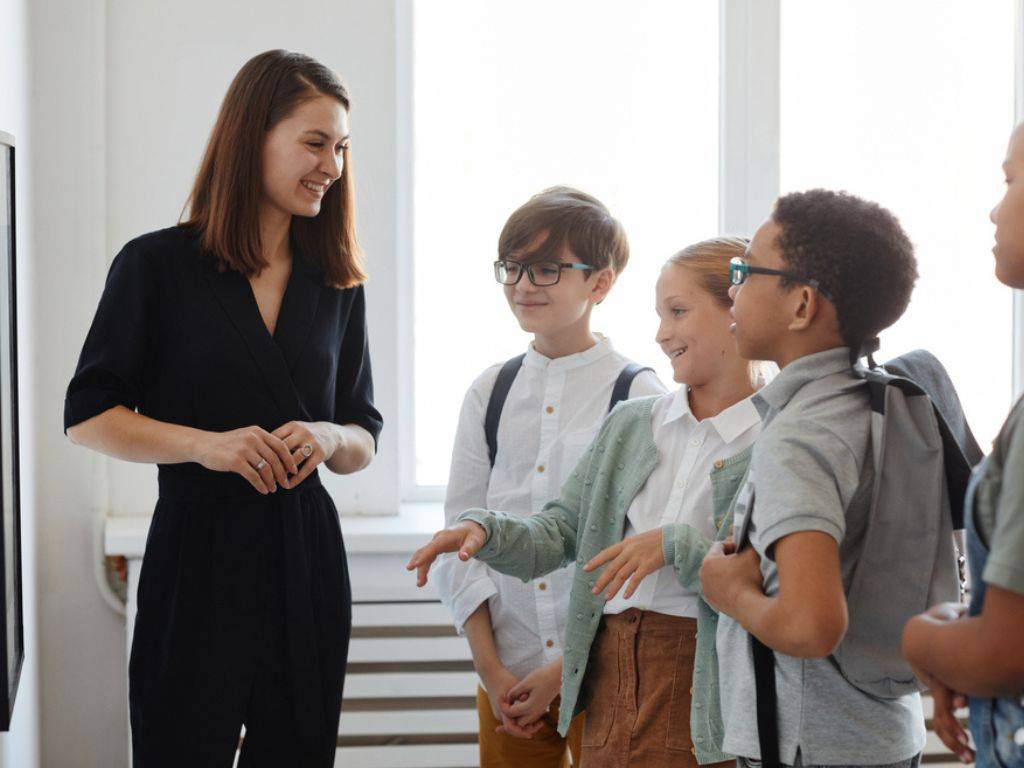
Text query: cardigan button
714 459 725 470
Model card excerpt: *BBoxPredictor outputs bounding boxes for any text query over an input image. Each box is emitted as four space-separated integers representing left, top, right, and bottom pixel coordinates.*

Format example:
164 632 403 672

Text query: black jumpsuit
63 225 383 767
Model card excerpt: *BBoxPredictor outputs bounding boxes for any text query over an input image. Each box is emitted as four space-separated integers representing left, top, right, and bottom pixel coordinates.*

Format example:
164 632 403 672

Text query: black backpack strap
484 354 526 468
608 364 653 413
860 364 970 531
736 487 781 768
752 636 781 768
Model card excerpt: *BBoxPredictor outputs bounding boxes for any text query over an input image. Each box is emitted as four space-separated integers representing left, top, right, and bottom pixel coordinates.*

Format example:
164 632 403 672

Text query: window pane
780 0 1016 449
414 0 719 486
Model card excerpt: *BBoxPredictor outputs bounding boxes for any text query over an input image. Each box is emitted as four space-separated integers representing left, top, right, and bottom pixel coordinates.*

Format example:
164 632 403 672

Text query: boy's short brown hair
497 186 629 275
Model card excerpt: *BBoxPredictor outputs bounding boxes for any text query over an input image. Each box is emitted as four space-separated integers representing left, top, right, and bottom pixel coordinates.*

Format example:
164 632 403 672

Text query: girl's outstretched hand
406 521 488 587
584 528 665 601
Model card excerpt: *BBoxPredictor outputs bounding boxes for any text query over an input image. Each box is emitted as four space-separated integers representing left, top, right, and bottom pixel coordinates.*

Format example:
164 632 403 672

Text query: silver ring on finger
300 443 313 458
254 459 267 471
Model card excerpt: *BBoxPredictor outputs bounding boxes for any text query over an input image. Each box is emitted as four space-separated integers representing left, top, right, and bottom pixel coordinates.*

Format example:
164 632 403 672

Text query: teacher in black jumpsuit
63 50 382 767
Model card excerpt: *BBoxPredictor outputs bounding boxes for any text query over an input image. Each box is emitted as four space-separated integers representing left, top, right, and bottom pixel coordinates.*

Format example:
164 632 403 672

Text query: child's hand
929 681 973 763
584 529 665 600
902 602 968 690
699 540 762 615
503 659 563 730
406 521 487 587
479 666 544 740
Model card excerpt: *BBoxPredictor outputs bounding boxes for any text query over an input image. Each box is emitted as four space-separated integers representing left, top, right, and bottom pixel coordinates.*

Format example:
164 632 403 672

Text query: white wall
32 1 405 766
31 0 130 763
0 0 40 765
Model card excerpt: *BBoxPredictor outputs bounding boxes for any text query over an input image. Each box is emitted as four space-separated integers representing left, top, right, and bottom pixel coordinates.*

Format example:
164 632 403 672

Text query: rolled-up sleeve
64 245 153 432
435 374 499 634
749 422 859 555
334 285 383 449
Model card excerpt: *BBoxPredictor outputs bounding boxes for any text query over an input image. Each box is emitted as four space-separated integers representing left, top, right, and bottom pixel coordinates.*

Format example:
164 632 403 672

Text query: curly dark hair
772 189 918 349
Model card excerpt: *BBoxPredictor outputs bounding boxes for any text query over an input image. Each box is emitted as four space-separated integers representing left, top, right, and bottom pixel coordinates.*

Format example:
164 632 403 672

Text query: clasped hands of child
406 518 763 737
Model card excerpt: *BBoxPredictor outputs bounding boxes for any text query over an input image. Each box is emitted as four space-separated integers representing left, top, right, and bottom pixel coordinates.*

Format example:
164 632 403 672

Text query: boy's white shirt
602 386 762 617
437 335 665 680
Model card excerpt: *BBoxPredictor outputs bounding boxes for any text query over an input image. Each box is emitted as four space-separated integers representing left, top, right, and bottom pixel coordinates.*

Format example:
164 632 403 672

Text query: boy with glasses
700 189 926 768
436 186 664 767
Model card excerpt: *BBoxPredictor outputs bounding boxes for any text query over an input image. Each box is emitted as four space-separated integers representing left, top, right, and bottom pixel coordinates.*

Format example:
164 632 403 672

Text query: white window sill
104 501 446 558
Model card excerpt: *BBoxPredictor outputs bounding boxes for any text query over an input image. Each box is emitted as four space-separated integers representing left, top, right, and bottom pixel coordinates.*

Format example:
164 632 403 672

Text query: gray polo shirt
975 395 1024 596
716 348 926 765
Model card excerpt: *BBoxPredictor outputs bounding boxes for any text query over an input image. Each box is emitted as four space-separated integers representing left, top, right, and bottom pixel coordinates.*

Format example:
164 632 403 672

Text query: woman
410 238 762 766
64 50 382 767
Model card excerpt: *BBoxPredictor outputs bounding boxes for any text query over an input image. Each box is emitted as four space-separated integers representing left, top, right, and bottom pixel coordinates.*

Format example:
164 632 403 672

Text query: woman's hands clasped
193 420 337 495
193 425 299 494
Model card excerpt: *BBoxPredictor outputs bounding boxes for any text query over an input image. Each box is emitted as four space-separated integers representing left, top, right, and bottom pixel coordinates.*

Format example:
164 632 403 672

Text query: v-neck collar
273 245 322 374
202 240 323 423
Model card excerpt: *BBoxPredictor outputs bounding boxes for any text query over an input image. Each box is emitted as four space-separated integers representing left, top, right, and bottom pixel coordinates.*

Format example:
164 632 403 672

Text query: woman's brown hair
182 49 365 288
667 236 749 308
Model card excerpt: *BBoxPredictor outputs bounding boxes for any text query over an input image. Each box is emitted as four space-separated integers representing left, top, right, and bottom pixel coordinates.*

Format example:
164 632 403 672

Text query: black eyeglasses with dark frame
493 259 593 287
728 256 834 303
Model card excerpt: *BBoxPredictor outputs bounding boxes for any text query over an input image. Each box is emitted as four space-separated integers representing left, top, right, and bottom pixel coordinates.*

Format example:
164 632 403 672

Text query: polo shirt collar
753 347 854 415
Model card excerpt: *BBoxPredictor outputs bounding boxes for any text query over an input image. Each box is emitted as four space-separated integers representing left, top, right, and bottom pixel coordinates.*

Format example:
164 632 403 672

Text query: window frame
397 0 1024 505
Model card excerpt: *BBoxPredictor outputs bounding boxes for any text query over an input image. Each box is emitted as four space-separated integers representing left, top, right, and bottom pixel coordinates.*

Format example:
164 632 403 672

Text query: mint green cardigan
459 395 751 764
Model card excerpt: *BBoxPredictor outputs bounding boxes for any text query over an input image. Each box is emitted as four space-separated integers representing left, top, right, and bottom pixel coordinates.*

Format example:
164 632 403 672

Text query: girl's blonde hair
666 236 748 308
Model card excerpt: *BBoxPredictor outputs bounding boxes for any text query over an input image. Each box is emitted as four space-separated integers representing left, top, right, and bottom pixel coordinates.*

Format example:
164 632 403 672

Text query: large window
413 1 720 489
780 0 1016 448
409 0 1019 497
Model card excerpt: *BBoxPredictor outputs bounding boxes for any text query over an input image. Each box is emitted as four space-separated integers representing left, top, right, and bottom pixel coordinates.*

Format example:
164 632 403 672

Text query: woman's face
655 262 737 386
991 122 1024 289
261 94 349 220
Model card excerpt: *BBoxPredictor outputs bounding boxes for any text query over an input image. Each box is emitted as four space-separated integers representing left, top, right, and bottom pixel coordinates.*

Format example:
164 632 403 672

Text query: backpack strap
860 365 969 530
737 496 782 768
484 354 526 468
752 637 781 768
608 364 653 413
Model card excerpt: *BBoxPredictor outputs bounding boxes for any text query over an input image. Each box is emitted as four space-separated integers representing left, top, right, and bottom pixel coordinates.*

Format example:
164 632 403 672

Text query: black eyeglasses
494 259 593 287
728 256 834 302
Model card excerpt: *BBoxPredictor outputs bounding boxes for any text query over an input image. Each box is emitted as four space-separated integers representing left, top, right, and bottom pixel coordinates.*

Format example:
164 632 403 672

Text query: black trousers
129 467 351 768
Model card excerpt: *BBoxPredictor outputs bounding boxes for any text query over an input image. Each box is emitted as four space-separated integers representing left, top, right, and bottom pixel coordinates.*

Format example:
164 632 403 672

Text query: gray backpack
836 349 970 697
748 347 974 768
